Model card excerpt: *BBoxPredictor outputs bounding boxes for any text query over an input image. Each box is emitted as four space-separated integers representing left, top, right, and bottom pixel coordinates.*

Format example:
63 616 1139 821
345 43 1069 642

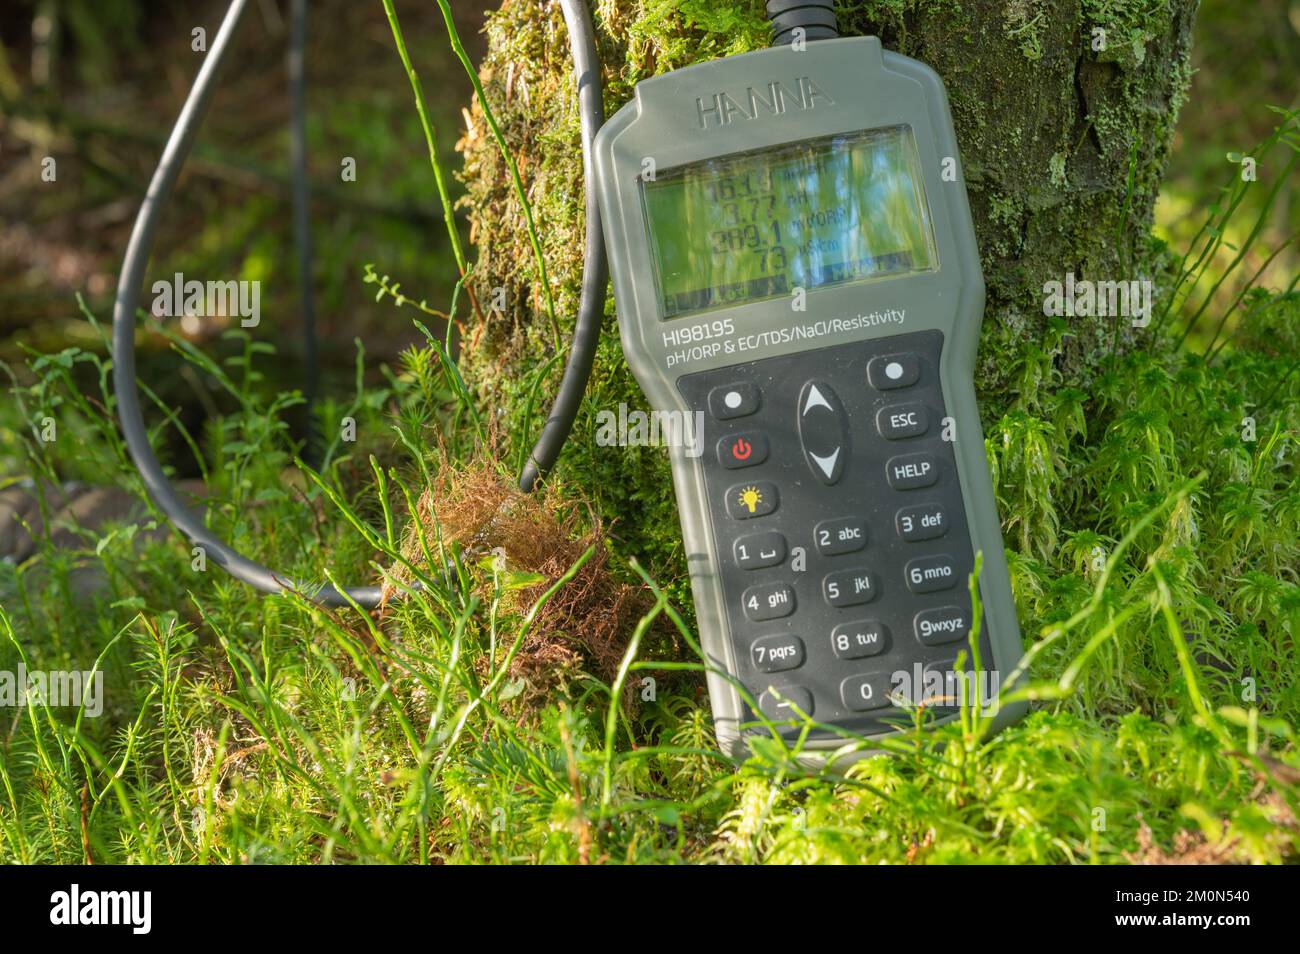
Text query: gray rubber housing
593 37 1025 760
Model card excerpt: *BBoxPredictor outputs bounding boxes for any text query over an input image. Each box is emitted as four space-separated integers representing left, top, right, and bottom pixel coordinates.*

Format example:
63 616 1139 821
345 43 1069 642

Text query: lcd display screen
641 126 937 320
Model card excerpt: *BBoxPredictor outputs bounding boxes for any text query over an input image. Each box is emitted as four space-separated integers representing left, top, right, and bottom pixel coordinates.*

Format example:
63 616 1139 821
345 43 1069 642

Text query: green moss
1083 0 1171 70
1004 0 1054 61
1049 149 1070 186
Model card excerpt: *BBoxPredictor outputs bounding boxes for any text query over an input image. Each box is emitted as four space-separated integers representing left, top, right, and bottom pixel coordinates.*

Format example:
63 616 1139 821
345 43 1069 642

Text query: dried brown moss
387 459 655 695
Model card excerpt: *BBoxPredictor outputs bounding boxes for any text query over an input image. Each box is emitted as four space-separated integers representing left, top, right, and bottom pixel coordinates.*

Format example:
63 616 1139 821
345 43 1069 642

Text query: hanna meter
592 35 1025 758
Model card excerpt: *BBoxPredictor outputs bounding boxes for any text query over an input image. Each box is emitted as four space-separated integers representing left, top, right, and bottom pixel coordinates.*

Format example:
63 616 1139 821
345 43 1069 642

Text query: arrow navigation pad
797 381 848 485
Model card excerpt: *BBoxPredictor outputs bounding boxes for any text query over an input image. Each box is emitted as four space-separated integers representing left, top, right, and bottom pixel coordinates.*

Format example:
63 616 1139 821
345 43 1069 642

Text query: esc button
876 403 929 440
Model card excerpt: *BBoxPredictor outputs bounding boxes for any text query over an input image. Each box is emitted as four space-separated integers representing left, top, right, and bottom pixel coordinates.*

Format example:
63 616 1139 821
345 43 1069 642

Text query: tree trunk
454 0 1198 566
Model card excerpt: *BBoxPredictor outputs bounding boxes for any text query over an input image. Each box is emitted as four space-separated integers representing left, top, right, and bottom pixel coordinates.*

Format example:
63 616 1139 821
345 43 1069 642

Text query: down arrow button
797 381 848 485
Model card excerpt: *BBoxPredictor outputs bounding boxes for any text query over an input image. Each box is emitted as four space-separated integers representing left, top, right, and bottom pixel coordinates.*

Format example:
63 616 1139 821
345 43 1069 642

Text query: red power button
717 432 768 469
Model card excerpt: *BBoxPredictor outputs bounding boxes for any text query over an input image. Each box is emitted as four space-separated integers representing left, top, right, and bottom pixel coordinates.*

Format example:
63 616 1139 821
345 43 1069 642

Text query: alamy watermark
1042 271 1152 327
151 272 260 328
595 403 705 457
889 664 1001 715
0 664 103 717
50 884 151 934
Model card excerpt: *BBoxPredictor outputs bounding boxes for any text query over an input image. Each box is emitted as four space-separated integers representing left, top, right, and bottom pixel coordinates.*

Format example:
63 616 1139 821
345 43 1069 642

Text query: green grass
1 267 1297 863
1 9 1299 866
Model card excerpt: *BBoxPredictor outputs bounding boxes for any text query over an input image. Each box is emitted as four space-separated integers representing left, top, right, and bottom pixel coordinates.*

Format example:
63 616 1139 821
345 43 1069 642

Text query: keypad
814 517 868 556
896 503 948 541
750 634 805 673
709 383 761 420
797 381 848 484
726 481 778 519
742 581 796 621
886 452 939 490
831 620 888 659
904 554 959 593
914 605 971 646
823 568 877 607
676 330 988 739
840 672 893 711
876 403 929 440
717 432 769 469
733 530 787 569
867 353 920 390
757 685 814 721
916 658 964 710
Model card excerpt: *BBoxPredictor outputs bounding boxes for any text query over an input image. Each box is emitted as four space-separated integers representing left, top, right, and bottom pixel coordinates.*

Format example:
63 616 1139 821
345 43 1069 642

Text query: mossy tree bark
454 0 1197 569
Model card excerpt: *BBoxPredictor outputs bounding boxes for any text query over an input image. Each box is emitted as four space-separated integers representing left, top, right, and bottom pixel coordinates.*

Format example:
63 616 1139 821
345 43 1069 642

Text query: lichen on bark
453 0 1198 570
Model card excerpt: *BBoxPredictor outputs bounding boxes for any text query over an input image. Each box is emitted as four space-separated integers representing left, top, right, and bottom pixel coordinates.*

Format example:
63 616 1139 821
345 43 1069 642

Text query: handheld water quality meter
594 25 1025 757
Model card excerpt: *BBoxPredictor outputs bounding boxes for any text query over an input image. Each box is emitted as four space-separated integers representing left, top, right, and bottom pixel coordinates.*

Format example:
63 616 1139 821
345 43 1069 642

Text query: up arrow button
797 380 848 485
803 384 833 414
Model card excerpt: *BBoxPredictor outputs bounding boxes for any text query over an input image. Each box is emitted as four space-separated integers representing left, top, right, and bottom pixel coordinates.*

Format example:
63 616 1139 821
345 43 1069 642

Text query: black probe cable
764 0 839 43
112 0 606 607
111 0 373 606
519 0 607 491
